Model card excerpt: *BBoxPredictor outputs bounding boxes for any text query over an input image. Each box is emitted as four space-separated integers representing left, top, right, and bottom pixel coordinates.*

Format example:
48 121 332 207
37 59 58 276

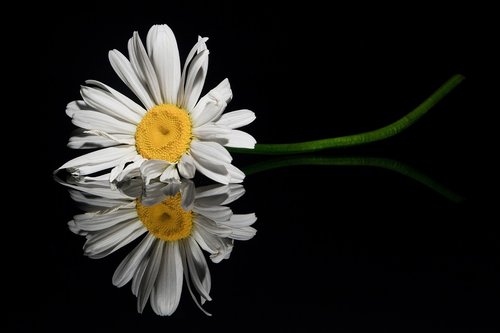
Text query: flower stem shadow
242 156 464 203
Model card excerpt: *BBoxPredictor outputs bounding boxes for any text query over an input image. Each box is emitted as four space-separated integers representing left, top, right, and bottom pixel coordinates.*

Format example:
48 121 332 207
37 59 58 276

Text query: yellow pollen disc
135 104 193 163
136 193 193 241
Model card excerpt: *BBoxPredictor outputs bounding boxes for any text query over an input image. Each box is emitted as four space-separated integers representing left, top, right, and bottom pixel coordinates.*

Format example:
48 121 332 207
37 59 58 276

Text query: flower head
57 24 256 184
62 175 256 316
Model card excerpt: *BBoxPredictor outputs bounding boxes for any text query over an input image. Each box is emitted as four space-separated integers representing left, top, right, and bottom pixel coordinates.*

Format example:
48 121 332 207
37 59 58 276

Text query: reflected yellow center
135 104 193 162
136 193 193 241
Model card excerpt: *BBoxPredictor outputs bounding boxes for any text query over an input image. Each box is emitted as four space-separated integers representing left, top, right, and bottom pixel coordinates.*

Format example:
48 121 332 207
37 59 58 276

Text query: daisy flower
57 24 256 184
61 174 257 316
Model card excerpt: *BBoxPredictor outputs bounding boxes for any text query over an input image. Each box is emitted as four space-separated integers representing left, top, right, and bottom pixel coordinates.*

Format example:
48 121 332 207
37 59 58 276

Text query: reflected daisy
57 24 256 184
61 175 256 315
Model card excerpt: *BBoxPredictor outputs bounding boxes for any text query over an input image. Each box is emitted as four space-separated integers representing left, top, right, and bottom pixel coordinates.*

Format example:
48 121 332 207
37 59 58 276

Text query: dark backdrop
10 1 498 332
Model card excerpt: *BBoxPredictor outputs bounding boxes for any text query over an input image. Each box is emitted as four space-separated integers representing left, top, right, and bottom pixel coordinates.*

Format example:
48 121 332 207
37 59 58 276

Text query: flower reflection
62 175 256 316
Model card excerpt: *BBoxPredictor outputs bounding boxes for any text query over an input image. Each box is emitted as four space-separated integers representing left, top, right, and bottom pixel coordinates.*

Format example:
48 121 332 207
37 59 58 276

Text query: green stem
243 156 464 202
230 74 464 155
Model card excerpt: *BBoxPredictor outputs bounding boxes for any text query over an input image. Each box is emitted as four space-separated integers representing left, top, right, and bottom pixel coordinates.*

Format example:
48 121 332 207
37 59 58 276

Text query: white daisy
56 24 256 185
61 174 257 316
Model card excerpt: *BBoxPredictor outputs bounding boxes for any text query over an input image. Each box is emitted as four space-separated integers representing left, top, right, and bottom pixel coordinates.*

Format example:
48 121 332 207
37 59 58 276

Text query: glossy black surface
12 2 497 332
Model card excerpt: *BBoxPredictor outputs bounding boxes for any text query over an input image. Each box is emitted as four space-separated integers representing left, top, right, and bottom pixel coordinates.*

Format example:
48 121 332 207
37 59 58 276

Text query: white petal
159 164 180 183
74 209 138 231
194 205 233 222
190 155 229 185
132 252 150 296
80 86 142 124
56 146 137 176
192 124 231 145
69 129 135 149
180 180 195 211
228 226 257 240
113 234 156 287
57 175 130 199
128 32 163 105
137 239 163 313
147 25 181 104
182 50 209 111
150 242 183 316
192 228 234 263
140 160 169 185
68 190 130 210
178 154 196 179
226 163 245 184
84 220 146 259
190 140 232 163
195 215 232 237
191 79 232 127
110 155 144 183
178 37 208 104
185 238 211 302
66 100 93 117
221 130 256 149
216 109 256 129
108 50 155 109
85 80 146 116
222 184 246 205
72 110 136 135
68 132 120 149
141 182 168 206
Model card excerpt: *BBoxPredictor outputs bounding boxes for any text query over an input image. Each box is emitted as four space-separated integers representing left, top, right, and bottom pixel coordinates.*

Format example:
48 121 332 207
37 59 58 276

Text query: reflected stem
243 156 464 202
229 74 464 155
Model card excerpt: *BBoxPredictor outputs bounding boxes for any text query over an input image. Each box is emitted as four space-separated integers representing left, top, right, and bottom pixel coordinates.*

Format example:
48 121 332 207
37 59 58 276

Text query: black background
10 1 498 332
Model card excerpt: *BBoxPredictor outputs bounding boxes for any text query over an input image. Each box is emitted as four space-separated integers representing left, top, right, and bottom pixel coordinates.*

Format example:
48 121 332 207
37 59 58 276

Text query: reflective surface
17 2 498 332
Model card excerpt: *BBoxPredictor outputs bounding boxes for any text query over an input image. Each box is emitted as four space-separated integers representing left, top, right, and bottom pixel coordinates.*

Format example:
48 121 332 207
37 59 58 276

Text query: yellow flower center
136 193 193 241
135 104 193 163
